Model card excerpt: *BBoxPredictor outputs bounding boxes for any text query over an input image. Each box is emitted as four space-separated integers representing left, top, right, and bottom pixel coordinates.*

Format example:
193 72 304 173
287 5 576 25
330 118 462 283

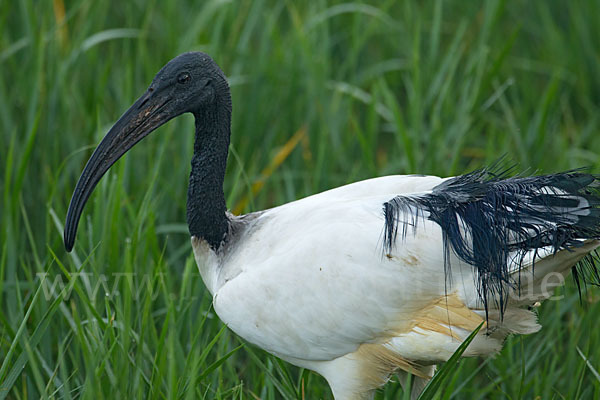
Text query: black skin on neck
62 52 235 253
187 77 232 250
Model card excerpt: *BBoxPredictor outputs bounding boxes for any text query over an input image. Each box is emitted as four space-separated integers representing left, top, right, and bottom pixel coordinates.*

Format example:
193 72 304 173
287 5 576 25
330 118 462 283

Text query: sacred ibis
64 52 600 399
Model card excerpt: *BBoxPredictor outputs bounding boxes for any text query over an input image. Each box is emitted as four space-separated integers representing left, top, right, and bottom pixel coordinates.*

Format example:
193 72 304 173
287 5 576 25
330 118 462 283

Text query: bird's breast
191 236 221 295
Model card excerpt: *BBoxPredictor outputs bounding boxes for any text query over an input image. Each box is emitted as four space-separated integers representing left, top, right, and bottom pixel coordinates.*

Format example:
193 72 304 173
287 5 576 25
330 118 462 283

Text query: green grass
2 0 600 398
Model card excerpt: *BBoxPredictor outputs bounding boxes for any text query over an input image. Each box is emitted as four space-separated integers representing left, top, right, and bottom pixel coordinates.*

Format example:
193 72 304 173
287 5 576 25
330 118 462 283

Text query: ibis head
64 52 231 252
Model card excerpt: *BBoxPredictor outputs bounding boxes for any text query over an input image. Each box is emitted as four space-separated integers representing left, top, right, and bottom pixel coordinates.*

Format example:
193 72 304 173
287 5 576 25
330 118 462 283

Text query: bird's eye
177 72 191 84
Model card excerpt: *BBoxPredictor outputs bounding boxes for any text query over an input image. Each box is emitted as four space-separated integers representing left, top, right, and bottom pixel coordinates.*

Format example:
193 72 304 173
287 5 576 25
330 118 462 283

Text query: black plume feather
383 166 600 316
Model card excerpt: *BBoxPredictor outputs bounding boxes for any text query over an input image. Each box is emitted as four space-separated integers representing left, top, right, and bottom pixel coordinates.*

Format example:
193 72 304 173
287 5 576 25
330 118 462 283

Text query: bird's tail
383 167 600 317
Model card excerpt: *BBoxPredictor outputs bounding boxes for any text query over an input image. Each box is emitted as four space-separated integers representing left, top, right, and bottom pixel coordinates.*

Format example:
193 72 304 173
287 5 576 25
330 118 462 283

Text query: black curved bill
64 88 173 252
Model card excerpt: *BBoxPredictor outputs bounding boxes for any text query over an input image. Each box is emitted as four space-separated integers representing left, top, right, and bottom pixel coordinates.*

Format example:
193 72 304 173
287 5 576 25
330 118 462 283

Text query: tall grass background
2 0 600 398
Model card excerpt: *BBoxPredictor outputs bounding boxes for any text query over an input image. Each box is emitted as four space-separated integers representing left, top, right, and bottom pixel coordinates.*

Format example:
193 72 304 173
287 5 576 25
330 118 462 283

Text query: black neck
187 88 231 250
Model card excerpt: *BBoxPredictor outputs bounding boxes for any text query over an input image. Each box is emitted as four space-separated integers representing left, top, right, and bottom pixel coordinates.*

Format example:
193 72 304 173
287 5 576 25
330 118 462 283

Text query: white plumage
192 175 599 399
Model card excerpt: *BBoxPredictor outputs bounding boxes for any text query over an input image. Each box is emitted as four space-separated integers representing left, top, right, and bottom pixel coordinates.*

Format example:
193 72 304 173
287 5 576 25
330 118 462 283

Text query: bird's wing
209 171 600 364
